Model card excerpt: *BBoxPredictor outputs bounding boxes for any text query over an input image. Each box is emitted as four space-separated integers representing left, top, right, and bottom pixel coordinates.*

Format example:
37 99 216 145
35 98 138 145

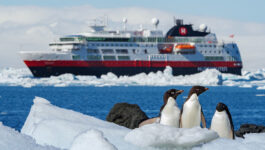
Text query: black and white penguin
159 89 184 127
138 89 183 127
180 86 208 128
210 102 235 139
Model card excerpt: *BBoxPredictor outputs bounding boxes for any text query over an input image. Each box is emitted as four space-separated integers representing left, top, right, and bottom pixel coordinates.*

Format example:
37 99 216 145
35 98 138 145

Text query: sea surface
0 86 264 131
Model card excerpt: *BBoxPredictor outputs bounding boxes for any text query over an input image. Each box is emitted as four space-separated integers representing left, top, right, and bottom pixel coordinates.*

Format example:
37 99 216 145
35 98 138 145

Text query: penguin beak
205 88 209 91
177 90 184 94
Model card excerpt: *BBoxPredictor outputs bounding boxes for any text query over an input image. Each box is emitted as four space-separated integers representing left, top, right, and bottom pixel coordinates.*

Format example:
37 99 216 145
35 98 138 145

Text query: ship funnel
176 19 183 26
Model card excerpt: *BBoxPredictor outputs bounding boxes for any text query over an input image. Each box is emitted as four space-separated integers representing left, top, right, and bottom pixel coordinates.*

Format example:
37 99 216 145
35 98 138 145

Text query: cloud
0 5 264 71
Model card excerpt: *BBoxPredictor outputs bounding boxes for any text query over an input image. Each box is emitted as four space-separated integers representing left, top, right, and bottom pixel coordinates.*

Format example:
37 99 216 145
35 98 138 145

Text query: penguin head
189 86 209 96
216 102 228 112
163 89 184 103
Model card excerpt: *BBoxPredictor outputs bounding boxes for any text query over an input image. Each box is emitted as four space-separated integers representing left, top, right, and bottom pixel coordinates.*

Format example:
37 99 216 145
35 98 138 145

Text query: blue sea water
0 86 264 131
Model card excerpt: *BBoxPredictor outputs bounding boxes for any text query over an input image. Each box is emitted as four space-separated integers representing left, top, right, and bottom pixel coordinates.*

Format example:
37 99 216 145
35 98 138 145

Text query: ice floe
0 67 265 89
16 97 265 150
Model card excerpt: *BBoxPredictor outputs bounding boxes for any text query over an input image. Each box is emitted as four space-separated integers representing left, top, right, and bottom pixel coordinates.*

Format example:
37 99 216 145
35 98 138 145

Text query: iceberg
18 97 265 150
0 67 224 87
1 67 265 88
21 97 217 150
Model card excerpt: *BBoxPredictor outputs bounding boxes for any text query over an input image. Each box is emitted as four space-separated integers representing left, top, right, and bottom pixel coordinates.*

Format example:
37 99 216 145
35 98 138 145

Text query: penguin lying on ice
138 89 184 127
180 86 208 128
210 102 235 139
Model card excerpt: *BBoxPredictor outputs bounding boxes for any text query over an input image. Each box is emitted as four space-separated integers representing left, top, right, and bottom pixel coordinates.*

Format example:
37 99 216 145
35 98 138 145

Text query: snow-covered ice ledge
16 97 265 150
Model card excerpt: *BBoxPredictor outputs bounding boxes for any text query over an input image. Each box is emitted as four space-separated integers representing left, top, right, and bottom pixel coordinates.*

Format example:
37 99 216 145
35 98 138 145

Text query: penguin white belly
160 97 180 128
160 107 180 127
181 96 201 128
211 111 232 139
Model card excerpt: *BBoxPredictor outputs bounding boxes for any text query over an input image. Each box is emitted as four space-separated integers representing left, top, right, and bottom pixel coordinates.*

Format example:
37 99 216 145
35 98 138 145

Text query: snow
70 129 117 150
193 133 265 150
21 97 217 150
18 96 265 150
1 67 265 88
21 97 135 150
125 124 218 148
0 122 58 150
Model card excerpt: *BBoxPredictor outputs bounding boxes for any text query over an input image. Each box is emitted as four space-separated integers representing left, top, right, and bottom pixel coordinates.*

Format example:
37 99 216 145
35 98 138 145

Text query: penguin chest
211 111 232 139
181 100 201 128
160 106 180 128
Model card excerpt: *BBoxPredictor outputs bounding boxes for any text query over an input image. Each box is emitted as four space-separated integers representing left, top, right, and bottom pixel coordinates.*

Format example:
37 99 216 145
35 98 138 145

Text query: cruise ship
20 18 243 77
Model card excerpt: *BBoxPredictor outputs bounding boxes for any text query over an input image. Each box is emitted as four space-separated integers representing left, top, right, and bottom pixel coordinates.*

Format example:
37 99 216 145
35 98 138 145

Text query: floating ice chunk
124 124 218 149
0 122 58 150
0 67 225 87
239 84 252 88
21 96 265 150
257 85 265 90
193 133 265 150
70 129 117 150
21 97 135 150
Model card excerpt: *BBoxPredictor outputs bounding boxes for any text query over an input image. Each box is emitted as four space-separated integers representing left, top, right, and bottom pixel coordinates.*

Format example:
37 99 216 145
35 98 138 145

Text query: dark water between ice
0 86 264 131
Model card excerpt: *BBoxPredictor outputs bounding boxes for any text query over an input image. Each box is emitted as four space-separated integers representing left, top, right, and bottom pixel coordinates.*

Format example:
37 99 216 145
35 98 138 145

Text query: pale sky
0 0 264 71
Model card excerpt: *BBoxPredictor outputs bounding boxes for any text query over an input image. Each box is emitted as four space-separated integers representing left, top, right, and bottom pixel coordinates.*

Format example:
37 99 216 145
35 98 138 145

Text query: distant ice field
0 67 265 88
0 86 264 131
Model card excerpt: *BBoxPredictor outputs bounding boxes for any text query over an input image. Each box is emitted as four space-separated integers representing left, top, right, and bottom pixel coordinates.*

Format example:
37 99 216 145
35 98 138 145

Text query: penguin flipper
201 110 206 128
179 116 182 128
230 130 235 139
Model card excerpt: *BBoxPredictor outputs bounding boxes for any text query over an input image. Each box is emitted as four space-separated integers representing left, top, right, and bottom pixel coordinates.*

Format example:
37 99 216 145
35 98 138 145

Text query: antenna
173 16 176 25
151 18 159 30
123 17 127 31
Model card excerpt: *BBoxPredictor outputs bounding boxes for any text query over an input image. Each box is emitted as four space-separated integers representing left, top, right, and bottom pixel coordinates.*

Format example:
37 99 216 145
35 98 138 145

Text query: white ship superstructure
20 18 242 77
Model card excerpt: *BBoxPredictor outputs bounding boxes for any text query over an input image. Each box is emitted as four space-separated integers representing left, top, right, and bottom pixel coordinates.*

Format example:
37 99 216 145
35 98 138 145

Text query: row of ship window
87 43 223 48
59 48 238 56
72 55 237 61
72 55 130 61
87 43 156 47
197 44 218 48
87 49 149 54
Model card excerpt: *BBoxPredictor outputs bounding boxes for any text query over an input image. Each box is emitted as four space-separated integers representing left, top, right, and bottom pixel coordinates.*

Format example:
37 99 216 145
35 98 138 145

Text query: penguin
210 102 235 139
159 89 184 127
180 86 208 128
138 89 183 127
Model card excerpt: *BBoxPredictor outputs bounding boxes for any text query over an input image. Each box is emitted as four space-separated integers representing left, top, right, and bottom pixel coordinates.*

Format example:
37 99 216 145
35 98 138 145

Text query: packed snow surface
18 97 265 150
0 122 58 150
0 67 265 89
70 129 117 150
125 124 218 148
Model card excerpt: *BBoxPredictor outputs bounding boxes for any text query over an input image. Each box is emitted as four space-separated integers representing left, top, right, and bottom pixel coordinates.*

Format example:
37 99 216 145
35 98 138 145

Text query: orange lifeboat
175 44 195 50
174 44 196 54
